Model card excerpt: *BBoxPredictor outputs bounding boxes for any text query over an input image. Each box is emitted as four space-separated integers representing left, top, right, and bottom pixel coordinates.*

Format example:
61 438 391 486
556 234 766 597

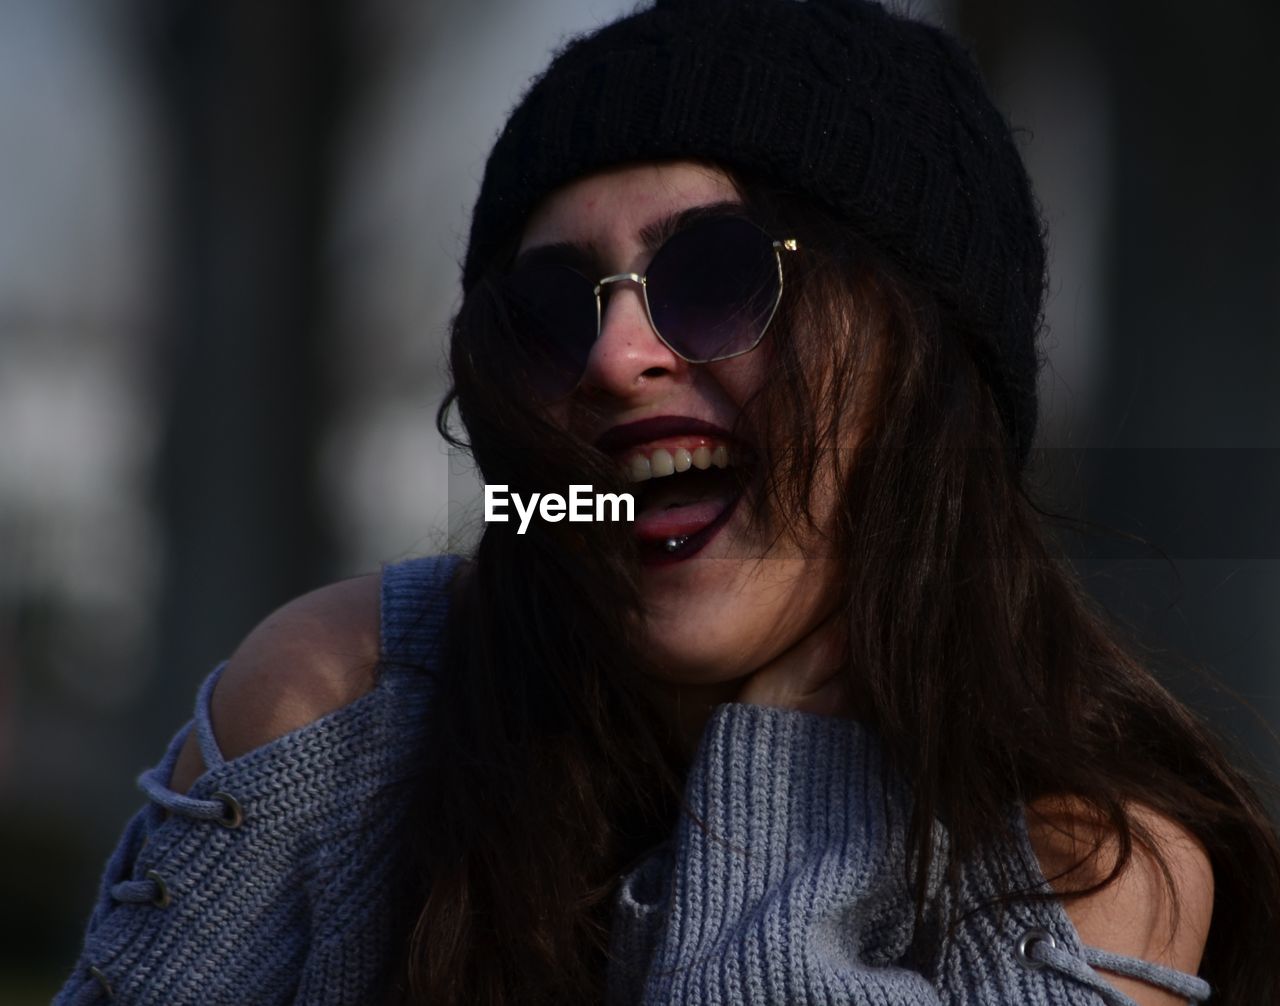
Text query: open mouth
622 442 747 565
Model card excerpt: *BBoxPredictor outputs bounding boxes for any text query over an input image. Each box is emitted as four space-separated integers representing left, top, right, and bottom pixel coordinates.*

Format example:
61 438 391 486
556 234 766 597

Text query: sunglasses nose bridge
582 270 691 391
594 272 645 301
594 272 659 339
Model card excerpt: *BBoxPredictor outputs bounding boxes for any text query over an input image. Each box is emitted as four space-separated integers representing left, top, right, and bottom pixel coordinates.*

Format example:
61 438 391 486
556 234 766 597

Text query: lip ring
639 489 743 567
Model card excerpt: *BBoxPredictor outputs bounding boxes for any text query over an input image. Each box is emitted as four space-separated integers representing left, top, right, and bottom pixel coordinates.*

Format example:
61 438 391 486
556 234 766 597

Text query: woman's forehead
516 160 741 256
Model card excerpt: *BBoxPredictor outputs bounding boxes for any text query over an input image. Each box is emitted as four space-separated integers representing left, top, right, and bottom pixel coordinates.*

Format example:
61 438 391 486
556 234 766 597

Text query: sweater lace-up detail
107 772 243 908
106 663 248 910
57 555 460 1006
1018 932 1211 1005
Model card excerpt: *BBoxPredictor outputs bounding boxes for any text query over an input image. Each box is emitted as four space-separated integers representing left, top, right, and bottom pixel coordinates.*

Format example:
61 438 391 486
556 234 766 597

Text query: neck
639 674 743 760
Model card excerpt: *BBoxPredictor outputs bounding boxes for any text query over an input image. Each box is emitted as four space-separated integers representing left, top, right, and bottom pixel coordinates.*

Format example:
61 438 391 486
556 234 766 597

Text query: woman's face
517 161 859 688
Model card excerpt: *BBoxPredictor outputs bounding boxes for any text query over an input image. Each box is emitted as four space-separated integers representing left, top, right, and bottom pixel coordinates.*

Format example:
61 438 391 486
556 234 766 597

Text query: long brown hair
395 168 1280 1004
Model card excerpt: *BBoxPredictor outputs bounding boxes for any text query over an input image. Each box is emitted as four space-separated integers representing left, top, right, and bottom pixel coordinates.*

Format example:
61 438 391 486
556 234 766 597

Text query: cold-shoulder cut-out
55 555 462 1006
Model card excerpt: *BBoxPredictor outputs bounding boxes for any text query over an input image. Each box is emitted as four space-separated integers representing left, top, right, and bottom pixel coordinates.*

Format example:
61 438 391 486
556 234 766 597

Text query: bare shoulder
1025 794 1214 1006
169 573 382 794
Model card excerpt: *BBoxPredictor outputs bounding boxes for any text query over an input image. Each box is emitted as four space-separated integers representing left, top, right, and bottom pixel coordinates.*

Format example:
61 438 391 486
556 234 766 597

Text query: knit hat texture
463 0 1047 467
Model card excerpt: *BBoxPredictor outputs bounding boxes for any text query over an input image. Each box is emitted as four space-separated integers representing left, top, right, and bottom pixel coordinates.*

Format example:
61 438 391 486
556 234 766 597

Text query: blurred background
1 0 1277 999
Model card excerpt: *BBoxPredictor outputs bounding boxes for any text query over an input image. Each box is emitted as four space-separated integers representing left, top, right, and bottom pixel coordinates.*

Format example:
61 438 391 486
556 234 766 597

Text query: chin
639 616 765 686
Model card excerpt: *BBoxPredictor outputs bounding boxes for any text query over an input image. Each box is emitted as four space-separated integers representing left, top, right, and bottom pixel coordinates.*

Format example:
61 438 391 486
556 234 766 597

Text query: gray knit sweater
57 554 1212 1005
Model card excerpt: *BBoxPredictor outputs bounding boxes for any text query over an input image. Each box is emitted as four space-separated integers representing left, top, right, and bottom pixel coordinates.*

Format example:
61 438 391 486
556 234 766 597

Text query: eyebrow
511 199 748 275
637 200 746 250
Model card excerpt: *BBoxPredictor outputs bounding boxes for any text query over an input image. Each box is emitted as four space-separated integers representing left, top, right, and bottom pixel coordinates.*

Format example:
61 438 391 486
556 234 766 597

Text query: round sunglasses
499 214 799 399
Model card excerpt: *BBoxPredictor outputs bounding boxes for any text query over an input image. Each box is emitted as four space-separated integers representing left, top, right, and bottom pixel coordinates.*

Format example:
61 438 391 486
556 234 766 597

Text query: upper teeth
627 445 730 483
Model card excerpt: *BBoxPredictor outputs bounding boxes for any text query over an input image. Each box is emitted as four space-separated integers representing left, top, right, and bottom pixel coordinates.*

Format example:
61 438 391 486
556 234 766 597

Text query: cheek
704 353 769 409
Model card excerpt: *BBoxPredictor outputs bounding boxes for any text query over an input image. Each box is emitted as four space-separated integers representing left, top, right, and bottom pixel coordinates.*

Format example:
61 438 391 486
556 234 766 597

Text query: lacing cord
70 968 113 1005
137 768 244 825
107 769 243 909
84 683 246 1000
1018 928 1211 1005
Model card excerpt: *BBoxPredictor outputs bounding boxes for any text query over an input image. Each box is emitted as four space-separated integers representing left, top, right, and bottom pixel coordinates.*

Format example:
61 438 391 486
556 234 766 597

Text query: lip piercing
664 536 690 553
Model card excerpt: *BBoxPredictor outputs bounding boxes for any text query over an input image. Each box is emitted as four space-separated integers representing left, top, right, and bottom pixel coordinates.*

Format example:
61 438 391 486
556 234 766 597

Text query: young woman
58 2 1280 1004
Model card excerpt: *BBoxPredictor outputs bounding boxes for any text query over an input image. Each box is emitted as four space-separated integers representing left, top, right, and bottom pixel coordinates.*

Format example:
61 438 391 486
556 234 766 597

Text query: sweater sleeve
54 554 460 1006
606 703 1211 1006
53 660 433 1006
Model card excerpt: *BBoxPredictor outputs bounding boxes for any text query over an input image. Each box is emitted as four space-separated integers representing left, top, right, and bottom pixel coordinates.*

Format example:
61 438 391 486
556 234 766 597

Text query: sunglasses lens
500 263 597 399
646 216 782 362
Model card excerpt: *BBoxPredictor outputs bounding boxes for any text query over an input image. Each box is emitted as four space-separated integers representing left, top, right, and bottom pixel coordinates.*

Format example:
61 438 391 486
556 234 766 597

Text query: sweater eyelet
212 791 245 829
1015 928 1057 970
145 870 172 909
88 964 114 999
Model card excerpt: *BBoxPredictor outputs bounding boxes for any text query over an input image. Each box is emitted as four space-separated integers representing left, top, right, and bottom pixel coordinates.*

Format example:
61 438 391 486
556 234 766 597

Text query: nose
577 277 686 400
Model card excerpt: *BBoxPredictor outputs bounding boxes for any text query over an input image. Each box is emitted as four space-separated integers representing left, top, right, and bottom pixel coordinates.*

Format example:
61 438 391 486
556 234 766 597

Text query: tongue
630 466 739 542
633 499 728 541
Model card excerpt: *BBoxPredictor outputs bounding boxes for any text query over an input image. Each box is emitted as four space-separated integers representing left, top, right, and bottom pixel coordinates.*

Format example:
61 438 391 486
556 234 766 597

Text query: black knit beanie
463 0 1047 469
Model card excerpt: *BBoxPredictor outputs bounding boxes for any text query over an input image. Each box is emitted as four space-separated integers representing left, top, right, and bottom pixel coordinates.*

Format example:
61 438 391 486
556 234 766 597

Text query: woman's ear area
1025 795 1214 1006
814 281 891 474
168 572 383 795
